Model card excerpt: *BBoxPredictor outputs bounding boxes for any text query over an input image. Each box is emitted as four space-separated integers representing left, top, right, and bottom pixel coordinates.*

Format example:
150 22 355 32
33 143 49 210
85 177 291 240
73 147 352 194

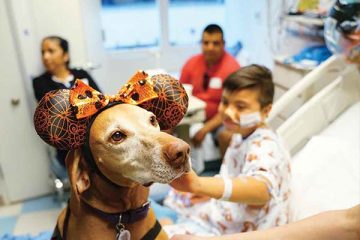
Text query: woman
33 36 100 102
33 36 101 177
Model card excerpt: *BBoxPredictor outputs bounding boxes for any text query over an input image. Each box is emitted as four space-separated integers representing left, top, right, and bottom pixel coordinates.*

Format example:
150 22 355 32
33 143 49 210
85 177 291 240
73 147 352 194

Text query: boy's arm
170 170 270 206
171 205 360 240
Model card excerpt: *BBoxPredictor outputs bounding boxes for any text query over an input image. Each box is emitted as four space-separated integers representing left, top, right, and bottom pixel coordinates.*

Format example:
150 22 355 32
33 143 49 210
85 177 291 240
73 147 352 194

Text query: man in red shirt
180 24 240 156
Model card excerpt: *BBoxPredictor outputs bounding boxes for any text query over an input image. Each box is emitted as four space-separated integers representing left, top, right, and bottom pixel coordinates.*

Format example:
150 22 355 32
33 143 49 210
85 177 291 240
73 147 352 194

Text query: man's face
218 88 271 135
201 32 225 66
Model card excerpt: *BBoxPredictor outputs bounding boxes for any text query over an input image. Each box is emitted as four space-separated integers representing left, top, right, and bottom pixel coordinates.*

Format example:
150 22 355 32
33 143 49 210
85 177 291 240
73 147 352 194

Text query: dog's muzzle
163 141 190 169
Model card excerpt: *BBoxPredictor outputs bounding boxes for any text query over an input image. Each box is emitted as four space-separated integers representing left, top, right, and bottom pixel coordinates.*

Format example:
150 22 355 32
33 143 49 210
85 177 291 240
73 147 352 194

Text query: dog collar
61 201 161 240
83 199 151 225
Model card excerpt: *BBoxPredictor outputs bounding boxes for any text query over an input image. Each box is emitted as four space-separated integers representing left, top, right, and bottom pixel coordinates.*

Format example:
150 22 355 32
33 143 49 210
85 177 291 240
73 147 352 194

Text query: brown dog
54 104 191 240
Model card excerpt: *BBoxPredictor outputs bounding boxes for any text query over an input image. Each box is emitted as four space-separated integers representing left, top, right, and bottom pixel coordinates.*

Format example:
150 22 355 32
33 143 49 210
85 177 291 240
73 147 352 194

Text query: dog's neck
62 173 156 240
82 173 149 213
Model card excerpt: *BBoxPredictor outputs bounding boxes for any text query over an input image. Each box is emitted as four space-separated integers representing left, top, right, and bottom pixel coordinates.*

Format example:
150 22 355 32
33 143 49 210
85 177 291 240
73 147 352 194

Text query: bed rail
269 56 360 154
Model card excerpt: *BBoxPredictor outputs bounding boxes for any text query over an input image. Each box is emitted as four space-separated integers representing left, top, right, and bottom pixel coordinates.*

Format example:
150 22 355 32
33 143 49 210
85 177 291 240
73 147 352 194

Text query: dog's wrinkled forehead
90 104 157 137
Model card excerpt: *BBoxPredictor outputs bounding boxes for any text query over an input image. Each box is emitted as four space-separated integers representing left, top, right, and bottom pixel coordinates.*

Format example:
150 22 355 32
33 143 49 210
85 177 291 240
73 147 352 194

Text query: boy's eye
236 105 246 110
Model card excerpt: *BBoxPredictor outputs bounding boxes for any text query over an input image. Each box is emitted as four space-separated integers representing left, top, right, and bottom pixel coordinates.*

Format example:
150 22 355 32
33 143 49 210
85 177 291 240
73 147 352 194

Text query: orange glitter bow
69 71 158 119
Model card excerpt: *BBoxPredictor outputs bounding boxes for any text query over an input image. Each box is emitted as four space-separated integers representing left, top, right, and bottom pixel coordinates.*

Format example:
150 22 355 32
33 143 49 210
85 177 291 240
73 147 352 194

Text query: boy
164 64 291 236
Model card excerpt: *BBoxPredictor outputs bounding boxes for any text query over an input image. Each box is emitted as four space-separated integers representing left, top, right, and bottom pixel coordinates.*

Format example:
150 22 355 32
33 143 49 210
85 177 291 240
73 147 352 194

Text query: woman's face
41 39 69 73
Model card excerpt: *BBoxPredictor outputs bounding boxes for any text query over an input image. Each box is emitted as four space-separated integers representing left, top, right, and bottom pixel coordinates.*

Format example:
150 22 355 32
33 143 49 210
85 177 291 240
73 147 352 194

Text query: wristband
220 176 232 201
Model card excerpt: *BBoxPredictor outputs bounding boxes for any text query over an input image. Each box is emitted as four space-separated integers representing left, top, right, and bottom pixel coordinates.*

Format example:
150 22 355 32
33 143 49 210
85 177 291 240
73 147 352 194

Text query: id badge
209 77 222 89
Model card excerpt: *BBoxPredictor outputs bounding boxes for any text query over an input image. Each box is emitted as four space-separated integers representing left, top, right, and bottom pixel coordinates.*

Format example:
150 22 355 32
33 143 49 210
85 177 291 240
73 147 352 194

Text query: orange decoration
69 71 158 119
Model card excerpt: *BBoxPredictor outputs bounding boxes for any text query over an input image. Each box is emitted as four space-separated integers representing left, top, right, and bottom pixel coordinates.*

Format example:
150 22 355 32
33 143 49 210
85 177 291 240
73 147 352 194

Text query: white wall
1 0 293 203
10 0 199 94
9 0 298 96
102 46 199 93
7 0 94 103
0 0 51 203
30 0 88 69
225 0 295 69
1 0 101 203
225 0 271 68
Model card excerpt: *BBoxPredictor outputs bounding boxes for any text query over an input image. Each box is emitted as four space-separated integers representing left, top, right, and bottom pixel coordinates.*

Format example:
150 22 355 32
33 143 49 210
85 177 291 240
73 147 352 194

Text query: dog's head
88 103 191 186
34 72 191 189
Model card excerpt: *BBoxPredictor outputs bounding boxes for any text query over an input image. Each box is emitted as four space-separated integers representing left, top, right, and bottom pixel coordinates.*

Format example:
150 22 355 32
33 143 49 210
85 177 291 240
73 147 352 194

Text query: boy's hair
223 64 274 108
203 24 224 40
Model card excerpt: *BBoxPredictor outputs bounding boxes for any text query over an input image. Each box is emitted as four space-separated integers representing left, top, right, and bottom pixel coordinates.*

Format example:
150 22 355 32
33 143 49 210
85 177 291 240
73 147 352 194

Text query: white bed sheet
289 101 360 221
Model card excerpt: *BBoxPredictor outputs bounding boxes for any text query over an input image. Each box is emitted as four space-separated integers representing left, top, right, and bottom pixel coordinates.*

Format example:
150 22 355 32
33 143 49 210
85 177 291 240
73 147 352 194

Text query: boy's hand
168 191 209 207
170 170 201 194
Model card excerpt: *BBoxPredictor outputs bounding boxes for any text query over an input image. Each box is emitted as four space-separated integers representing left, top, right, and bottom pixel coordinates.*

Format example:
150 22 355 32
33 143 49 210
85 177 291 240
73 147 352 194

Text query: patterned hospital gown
164 127 291 236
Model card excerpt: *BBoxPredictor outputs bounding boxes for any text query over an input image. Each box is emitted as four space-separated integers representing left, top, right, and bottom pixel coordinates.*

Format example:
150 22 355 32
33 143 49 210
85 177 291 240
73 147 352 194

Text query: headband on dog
34 71 189 150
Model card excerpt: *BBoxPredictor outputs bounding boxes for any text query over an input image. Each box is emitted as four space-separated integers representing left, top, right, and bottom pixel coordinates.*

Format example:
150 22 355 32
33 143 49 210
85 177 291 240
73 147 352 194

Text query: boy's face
218 88 271 135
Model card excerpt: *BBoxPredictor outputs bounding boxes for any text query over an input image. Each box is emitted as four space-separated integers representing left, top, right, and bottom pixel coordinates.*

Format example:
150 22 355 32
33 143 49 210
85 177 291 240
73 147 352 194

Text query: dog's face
88 104 191 187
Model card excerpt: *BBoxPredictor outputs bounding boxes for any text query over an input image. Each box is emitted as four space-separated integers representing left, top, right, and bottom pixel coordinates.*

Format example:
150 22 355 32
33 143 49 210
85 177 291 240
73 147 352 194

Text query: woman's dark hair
223 64 274 108
43 36 70 68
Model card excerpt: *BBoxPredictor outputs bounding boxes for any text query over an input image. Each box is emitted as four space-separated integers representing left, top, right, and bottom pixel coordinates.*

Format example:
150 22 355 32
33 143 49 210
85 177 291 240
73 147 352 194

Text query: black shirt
32 68 101 102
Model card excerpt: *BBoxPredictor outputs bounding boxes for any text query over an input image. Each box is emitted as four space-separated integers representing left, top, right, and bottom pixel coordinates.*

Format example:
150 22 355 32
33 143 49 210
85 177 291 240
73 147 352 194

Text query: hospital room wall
0 0 198 203
225 0 293 69
0 0 102 203
7 0 288 95
0 0 51 204
9 0 201 93
0 0 291 203
102 0 290 89
7 0 98 97
225 0 273 68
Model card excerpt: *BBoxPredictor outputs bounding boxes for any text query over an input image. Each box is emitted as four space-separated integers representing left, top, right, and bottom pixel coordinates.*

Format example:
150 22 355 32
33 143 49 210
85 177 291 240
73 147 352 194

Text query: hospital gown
164 127 291 236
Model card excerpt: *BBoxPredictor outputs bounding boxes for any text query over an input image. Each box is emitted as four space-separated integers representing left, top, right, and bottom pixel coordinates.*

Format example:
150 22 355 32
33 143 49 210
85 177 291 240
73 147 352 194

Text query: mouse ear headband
34 71 188 150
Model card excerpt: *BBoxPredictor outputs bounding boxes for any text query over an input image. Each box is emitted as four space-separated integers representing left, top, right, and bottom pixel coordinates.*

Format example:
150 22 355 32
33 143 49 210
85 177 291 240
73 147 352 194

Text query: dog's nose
163 140 190 168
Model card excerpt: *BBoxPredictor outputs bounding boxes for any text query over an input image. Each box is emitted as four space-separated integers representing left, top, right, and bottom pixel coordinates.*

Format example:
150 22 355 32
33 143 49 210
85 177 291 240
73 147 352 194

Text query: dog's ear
66 149 91 201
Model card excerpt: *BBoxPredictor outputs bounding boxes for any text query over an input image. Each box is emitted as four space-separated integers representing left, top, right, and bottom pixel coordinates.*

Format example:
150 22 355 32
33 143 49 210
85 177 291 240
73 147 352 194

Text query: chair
47 147 70 203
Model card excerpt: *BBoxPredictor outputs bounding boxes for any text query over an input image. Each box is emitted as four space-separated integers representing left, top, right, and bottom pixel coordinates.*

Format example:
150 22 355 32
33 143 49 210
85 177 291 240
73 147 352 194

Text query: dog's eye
111 131 126 142
150 115 158 127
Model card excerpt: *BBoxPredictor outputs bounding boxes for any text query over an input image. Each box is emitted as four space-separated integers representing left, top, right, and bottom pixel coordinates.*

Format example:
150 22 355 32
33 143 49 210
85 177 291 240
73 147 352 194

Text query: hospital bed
268 55 360 221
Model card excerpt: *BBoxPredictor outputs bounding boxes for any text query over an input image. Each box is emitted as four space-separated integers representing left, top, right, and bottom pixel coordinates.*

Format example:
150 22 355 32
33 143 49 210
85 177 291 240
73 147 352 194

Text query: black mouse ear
139 74 189 130
34 89 90 150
